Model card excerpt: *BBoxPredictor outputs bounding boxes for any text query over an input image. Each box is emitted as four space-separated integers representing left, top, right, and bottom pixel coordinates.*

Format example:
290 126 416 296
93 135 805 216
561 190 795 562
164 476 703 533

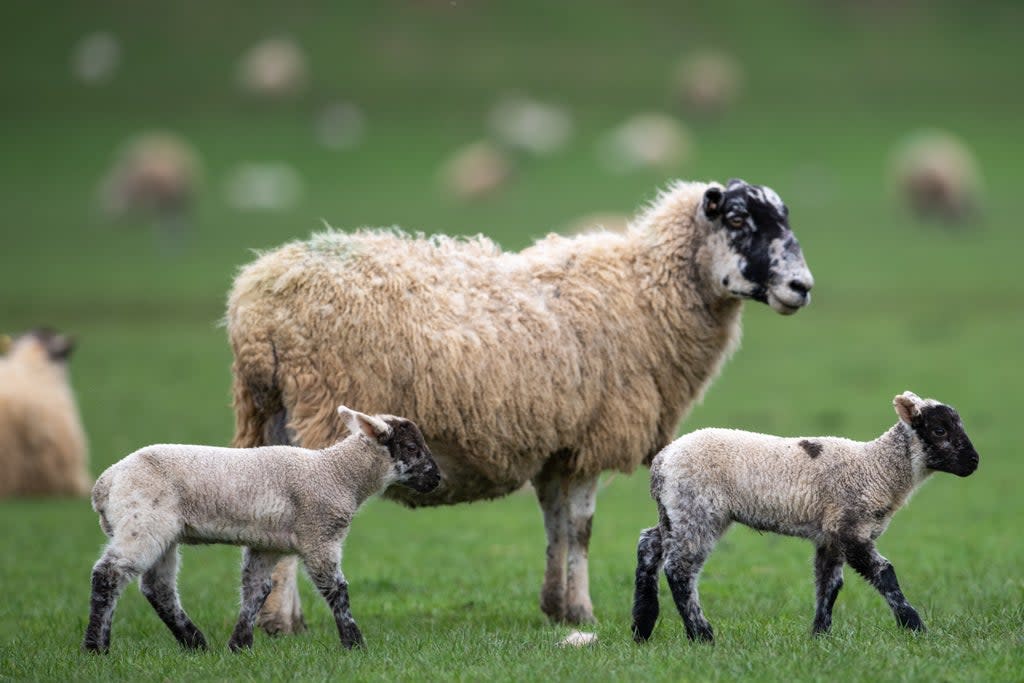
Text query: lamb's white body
632 392 979 643
83 408 440 654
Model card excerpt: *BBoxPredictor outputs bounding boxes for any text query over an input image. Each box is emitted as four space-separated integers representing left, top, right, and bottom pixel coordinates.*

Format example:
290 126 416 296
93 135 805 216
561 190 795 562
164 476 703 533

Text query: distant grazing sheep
236 37 308 99
632 391 979 643
597 114 693 174
0 329 90 497
439 140 513 200
673 51 743 119
889 129 983 225
226 178 814 631
100 131 202 250
83 407 439 653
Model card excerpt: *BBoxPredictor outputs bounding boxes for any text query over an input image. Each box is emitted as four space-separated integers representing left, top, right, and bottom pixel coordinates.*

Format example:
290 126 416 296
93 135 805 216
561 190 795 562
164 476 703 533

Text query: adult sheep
226 178 814 632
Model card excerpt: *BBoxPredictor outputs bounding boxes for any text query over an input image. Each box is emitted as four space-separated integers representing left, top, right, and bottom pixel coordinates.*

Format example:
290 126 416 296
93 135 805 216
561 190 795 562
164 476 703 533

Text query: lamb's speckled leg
229 549 281 652
631 525 664 642
139 545 207 650
843 539 925 632
660 499 722 643
564 475 599 624
304 545 364 649
83 552 138 653
258 556 307 635
532 470 568 622
811 544 844 635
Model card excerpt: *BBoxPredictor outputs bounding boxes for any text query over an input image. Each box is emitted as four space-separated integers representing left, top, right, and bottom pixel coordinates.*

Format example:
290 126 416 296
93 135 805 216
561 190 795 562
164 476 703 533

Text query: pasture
1 2 1022 681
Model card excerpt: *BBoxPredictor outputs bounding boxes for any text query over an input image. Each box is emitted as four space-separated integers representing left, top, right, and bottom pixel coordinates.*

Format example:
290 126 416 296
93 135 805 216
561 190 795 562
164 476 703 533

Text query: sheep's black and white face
382 418 442 493
702 178 814 315
909 403 979 477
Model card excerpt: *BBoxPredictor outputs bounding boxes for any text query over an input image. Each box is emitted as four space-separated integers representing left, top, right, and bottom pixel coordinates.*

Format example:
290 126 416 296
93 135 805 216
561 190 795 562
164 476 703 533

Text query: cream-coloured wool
0 330 90 497
226 178 814 628
632 391 980 643
83 407 440 654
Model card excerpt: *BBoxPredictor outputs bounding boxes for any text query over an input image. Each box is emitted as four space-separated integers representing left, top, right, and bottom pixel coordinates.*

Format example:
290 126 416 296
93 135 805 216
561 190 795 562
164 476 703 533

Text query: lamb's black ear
45 334 75 361
702 186 724 219
337 406 392 442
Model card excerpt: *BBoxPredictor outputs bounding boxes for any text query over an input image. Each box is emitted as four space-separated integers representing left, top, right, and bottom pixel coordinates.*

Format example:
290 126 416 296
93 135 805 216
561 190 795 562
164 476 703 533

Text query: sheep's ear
702 186 724 219
45 334 75 361
337 406 392 442
893 391 924 424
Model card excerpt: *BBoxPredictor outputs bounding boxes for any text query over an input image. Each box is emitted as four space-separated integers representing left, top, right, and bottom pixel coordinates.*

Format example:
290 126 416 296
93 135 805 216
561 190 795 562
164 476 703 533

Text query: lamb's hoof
686 623 715 644
227 634 252 653
898 610 926 632
81 641 108 655
182 629 208 651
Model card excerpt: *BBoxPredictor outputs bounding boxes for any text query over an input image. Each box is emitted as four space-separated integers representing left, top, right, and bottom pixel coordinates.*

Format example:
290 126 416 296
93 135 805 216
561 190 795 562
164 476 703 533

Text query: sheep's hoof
258 613 307 637
564 605 596 626
539 596 566 623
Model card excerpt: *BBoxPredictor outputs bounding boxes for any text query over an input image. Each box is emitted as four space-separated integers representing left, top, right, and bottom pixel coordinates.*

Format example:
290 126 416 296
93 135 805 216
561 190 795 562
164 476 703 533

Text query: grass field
1 2 1023 681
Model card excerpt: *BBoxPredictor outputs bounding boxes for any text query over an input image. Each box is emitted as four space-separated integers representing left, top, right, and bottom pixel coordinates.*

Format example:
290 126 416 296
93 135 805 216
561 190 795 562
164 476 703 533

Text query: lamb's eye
932 427 946 437
727 214 746 229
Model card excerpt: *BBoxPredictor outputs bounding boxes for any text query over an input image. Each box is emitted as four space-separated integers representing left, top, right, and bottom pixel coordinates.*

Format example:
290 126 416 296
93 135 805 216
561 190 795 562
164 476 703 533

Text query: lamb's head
701 178 813 315
337 406 442 493
893 391 979 477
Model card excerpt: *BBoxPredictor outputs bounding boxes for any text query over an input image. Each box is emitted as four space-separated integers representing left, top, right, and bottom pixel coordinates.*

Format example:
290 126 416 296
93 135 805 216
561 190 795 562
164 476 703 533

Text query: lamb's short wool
0 329 89 497
631 392 980 643
82 407 440 653
226 178 814 629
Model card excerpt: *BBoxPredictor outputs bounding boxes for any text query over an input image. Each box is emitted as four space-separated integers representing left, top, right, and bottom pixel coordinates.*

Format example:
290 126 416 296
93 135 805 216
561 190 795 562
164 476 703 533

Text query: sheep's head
337 407 442 493
702 178 814 315
894 391 979 477
8 328 76 365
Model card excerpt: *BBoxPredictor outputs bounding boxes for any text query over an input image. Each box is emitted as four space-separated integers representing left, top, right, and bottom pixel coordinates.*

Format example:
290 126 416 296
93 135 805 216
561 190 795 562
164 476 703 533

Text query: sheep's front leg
565 475 599 624
229 549 281 652
811 544 844 635
257 556 306 635
532 470 568 622
139 545 207 650
842 539 925 631
304 545 364 649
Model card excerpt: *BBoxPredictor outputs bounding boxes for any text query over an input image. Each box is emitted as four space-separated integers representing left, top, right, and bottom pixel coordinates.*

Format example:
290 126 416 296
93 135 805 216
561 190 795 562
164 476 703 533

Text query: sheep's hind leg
661 503 720 643
83 551 138 653
564 475 599 624
842 539 925 632
304 546 364 649
139 544 207 650
631 525 664 642
532 467 569 622
229 549 281 652
811 544 844 635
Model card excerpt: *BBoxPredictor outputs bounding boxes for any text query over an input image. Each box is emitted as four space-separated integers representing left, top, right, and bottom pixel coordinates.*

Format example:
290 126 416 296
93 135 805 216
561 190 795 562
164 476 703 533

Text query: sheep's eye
932 427 946 437
727 214 747 229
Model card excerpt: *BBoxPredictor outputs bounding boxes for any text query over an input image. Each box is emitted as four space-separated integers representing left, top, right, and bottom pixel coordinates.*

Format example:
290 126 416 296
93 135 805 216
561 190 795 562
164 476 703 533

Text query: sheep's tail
230 338 294 448
91 471 113 537
631 525 663 643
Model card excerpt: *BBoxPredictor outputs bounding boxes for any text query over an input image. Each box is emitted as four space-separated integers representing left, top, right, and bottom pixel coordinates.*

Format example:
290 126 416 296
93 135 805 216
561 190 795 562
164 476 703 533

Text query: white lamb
83 407 440 654
632 391 979 643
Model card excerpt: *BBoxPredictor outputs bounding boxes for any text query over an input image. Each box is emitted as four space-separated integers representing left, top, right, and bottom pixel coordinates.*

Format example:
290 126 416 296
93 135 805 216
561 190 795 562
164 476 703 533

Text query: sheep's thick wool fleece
228 182 742 502
0 346 89 497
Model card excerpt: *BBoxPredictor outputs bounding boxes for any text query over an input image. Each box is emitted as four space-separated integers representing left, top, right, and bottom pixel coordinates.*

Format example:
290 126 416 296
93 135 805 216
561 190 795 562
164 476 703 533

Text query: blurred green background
1 1 1022 681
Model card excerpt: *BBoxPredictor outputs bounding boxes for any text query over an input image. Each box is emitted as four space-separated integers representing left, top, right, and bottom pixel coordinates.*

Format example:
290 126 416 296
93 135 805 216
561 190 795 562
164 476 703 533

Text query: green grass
2 1 1023 681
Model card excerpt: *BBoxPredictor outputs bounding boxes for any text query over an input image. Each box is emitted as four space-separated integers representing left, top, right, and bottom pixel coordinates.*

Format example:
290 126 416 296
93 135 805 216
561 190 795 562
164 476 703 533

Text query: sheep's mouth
767 290 809 315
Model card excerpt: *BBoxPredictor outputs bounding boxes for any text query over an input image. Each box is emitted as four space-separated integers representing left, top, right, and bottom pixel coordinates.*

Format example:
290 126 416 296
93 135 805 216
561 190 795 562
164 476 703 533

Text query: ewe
0 329 89 497
632 392 979 643
226 178 814 630
83 408 439 653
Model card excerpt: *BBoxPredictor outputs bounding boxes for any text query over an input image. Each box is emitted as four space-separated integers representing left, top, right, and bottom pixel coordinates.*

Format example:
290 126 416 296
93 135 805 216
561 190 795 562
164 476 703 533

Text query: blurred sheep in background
99 131 202 252
439 141 513 201
71 31 121 85
488 94 574 156
237 37 309 99
314 101 366 151
597 113 693 174
673 51 743 119
889 129 983 225
224 162 305 212
0 329 90 498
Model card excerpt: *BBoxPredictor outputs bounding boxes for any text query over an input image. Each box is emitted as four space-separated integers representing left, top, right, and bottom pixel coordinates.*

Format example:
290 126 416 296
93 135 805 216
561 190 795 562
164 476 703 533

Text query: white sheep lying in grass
0 329 90 497
632 391 979 643
83 407 440 654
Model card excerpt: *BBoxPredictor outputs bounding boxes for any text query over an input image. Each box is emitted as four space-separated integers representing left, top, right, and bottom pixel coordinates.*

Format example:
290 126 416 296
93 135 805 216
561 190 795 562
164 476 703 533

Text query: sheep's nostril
788 279 811 297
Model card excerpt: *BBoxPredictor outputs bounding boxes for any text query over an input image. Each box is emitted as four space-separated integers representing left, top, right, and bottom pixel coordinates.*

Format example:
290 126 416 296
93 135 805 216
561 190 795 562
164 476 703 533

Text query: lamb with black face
909 404 979 477
702 178 814 315
382 418 442 493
